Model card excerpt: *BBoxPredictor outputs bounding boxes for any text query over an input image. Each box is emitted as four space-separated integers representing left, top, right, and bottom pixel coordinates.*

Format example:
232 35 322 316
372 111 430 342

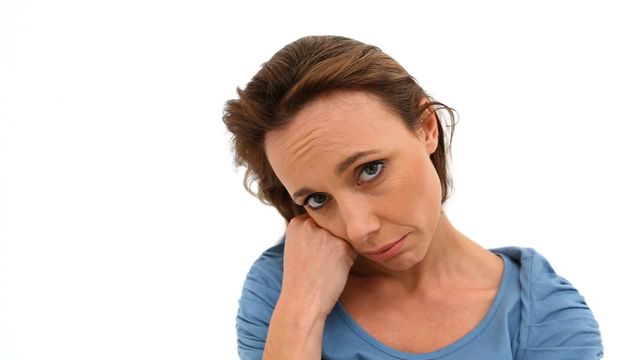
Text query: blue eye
358 161 384 184
304 193 330 210
302 161 385 211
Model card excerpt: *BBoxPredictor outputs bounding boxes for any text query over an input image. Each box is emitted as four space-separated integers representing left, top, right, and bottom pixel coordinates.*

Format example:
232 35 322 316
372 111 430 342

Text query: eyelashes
304 193 330 210
303 160 385 210
358 161 383 184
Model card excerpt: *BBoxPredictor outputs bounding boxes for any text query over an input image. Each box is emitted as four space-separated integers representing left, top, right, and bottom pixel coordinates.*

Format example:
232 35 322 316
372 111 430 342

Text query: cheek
305 208 345 241
394 155 442 220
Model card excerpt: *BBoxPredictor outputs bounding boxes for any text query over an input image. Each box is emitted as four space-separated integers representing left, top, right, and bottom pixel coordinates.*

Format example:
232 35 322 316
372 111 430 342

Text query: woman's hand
280 214 358 317
263 214 357 360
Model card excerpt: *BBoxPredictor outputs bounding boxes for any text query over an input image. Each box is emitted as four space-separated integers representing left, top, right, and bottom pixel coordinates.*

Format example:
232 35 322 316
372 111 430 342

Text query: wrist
274 291 329 324
263 295 327 360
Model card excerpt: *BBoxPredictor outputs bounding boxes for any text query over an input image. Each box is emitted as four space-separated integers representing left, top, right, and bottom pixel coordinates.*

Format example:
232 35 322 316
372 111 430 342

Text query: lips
367 235 406 254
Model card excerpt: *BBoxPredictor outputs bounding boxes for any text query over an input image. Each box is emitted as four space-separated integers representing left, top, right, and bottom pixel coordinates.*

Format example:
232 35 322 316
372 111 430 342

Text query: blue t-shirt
236 243 603 359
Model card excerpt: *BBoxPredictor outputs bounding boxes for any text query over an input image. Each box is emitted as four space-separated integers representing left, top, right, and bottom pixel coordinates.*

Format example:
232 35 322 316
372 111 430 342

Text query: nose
338 193 381 244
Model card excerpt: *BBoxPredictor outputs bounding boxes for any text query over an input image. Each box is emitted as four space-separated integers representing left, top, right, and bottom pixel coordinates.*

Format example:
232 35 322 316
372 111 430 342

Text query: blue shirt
236 243 603 359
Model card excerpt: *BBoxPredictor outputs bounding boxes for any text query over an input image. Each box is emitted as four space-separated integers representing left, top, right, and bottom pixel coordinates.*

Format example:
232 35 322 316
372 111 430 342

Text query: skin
262 90 504 357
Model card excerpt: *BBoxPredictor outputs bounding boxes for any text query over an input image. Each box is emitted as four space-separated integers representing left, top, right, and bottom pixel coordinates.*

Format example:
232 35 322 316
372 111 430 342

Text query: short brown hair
223 35 456 222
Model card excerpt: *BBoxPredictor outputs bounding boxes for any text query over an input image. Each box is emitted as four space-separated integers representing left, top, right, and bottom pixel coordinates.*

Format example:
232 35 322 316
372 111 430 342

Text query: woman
223 36 603 359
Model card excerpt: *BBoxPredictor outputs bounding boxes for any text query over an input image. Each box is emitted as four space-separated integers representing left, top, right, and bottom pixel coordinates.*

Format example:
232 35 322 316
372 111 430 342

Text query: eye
304 193 331 210
358 161 384 184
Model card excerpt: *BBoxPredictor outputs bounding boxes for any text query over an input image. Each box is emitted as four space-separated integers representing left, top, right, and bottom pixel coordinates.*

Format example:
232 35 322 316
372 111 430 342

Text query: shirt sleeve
236 244 284 360
517 249 604 360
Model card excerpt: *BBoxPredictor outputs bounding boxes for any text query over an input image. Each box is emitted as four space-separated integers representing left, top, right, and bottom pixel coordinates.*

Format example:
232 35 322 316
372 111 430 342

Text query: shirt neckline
334 251 513 359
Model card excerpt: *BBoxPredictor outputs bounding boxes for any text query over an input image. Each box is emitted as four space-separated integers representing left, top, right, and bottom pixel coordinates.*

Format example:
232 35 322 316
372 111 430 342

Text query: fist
280 214 358 317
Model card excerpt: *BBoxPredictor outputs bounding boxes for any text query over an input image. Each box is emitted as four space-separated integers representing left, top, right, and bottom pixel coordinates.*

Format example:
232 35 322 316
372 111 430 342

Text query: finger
343 241 358 261
295 213 311 221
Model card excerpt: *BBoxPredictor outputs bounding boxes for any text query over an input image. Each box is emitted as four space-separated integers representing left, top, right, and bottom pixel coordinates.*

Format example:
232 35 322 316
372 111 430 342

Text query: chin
382 254 422 272
389 245 430 271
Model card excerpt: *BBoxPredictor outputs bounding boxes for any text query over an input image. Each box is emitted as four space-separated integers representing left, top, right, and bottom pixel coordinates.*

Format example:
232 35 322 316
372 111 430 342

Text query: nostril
344 216 381 244
338 197 381 242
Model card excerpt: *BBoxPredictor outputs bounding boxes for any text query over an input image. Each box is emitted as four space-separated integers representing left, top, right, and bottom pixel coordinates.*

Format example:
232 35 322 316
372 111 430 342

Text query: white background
1 1 637 358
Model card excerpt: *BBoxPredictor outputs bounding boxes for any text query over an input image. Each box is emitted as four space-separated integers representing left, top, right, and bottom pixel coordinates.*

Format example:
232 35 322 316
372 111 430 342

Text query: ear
415 97 439 155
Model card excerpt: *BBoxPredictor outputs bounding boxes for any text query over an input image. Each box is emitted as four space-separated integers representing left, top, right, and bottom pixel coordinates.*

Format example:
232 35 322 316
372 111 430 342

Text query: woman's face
265 90 443 273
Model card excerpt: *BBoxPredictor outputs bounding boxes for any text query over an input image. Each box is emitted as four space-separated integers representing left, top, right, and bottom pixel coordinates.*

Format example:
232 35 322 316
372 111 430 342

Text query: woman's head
223 35 456 223
264 90 447 271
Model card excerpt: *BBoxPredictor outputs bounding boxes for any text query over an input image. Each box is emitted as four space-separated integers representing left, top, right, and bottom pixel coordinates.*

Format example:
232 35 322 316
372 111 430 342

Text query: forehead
266 91 405 157
264 91 413 191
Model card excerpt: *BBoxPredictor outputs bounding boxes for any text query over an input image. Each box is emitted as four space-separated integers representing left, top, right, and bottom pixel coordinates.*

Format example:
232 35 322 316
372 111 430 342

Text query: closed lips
367 235 405 254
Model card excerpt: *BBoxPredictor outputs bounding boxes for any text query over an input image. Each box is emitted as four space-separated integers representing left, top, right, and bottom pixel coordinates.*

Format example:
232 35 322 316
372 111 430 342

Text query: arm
263 295 327 359
264 215 356 359
237 215 356 360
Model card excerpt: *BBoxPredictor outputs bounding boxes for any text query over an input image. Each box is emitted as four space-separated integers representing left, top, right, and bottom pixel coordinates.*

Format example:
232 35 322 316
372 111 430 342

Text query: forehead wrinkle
287 128 344 171
281 112 348 165
283 125 323 159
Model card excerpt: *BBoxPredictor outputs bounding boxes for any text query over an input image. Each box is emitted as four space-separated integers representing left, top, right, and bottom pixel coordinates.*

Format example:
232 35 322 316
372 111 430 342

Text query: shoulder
243 241 285 294
491 246 604 360
238 239 285 311
236 240 285 359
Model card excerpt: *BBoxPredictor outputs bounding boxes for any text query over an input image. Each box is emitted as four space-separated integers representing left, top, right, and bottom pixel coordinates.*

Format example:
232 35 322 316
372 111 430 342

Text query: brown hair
223 35 457 222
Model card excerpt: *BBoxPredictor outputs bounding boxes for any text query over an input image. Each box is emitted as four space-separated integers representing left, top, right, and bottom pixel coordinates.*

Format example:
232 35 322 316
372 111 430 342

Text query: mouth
366 234 407 255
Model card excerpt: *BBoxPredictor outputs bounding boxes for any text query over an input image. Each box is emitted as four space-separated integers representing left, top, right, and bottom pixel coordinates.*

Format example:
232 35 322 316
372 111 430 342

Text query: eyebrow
292 150 381 202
